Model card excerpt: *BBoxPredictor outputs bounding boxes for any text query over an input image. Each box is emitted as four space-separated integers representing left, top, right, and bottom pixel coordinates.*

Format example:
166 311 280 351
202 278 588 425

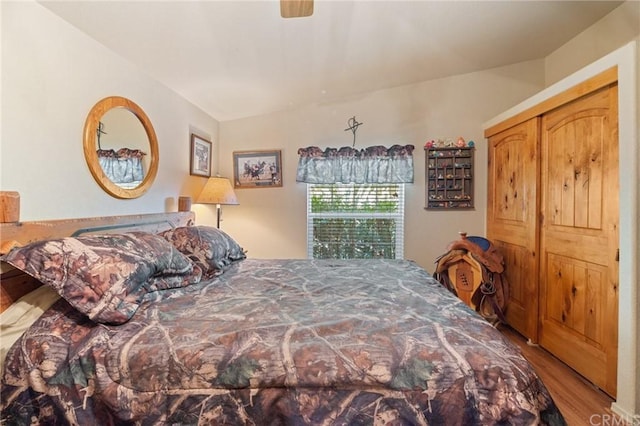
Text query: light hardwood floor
501 326 618 426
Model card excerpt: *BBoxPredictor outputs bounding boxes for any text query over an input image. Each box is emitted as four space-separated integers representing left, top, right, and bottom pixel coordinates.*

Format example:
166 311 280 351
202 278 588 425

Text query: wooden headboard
0 211 195 313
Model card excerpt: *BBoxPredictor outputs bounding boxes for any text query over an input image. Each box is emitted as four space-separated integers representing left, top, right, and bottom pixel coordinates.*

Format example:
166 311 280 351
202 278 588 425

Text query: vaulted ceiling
42 1 623 121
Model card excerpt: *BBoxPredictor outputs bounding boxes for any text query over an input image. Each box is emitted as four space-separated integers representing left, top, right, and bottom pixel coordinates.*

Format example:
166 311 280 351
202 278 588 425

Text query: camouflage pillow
159 226 246 278
1 232 202 325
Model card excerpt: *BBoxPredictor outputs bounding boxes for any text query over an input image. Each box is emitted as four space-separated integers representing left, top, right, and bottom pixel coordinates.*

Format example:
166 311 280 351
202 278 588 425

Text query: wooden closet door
487 118 540 340
539 84 618 397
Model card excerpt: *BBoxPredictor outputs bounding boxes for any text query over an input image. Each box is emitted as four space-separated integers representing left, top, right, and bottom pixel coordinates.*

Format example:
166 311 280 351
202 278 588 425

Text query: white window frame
306 183 405 259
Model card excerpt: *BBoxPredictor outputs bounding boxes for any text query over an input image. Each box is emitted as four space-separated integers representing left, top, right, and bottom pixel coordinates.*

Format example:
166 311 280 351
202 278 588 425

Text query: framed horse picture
232 150 282 189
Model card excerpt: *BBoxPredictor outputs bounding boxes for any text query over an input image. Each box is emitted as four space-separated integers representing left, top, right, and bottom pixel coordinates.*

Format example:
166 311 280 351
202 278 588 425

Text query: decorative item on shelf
425 138 476 149
195 177 239 228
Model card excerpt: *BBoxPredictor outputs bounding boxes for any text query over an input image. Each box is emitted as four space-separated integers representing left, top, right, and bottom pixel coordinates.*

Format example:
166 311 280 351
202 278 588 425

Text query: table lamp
195 176 239 228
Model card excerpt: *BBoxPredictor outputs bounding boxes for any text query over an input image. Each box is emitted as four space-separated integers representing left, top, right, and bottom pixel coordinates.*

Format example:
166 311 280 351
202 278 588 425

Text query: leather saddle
434 233 509 325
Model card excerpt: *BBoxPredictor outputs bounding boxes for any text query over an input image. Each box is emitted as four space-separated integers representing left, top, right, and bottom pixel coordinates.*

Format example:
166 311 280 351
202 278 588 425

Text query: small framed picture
190 134 212 177
233 150 282 189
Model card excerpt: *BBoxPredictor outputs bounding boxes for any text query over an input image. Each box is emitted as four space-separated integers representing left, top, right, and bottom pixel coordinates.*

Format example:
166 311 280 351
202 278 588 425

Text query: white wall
0 1 218 220
545 1 640 86
217 60 545 271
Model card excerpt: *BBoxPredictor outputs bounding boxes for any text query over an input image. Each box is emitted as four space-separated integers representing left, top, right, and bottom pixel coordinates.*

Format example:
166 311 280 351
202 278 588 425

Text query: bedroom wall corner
1 0 219 221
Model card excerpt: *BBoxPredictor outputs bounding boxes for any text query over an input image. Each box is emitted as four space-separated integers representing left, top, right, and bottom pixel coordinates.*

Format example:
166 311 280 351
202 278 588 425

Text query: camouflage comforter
1 259 565 425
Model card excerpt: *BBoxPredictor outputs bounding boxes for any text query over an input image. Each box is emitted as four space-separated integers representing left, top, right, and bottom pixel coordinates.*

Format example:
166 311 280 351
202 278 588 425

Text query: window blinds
307 183 405 259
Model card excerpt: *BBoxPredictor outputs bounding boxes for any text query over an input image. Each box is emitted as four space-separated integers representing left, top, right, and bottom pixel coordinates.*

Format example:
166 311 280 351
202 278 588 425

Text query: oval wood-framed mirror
83 96 159 199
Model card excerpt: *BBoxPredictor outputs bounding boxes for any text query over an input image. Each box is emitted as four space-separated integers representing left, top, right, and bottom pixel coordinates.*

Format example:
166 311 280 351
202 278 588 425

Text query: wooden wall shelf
425 146 474 210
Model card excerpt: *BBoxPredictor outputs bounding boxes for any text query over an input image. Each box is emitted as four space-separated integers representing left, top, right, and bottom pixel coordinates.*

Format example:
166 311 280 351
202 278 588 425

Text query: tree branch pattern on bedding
1 232 201 325
1 258 565 425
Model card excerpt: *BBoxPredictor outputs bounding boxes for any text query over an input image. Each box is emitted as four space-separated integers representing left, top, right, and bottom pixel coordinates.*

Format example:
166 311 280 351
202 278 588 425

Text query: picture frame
233 150 283 188
190 134 212 177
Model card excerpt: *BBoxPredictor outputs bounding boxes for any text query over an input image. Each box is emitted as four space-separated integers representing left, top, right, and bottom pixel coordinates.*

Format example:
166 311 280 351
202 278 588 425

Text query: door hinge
616 248 619 262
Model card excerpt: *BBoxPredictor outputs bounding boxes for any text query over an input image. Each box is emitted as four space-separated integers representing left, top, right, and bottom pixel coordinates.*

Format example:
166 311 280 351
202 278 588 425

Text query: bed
0 212 565 425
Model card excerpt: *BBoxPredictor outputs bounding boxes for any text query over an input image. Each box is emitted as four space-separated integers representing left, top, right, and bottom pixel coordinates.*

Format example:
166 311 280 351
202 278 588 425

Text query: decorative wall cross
344 116 363 147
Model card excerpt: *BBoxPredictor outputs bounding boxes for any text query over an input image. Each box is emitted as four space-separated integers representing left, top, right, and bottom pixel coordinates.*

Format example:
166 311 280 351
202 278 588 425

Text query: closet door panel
539 84 618 397
487 118 540 339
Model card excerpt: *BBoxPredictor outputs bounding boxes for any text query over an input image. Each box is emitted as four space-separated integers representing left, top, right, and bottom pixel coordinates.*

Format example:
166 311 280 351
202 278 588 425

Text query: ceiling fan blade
280 0 314 18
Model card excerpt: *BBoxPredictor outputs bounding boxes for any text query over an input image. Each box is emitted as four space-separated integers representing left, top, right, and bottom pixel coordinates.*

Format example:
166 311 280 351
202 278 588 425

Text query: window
307 183 405 259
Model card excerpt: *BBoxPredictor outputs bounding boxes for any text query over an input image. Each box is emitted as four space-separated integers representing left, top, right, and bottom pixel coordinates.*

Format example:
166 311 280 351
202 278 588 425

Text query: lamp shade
196 177 239 205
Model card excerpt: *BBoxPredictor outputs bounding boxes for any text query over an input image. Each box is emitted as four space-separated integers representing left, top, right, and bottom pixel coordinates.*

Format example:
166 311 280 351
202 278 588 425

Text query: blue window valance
296 145 415 184
97 148 146 189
